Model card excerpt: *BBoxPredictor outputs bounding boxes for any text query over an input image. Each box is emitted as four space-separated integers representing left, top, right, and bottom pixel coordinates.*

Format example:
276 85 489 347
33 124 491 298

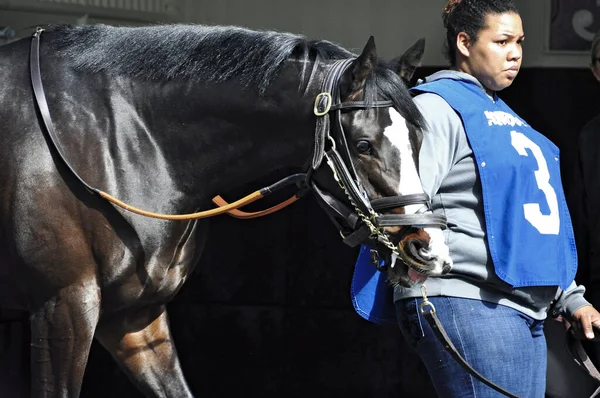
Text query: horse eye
356 140 372 154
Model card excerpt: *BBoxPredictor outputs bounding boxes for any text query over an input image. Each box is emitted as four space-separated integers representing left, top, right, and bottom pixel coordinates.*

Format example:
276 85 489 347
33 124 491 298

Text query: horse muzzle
384 225 453 287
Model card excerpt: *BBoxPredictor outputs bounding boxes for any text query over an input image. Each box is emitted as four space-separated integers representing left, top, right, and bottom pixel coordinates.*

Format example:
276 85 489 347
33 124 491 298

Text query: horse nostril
407 239 426 258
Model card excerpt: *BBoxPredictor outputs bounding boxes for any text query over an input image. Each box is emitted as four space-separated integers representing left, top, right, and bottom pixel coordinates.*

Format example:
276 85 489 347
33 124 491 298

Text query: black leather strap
421 305 520 398
311 182 360 230
423 299 600 398
30 28 97 195
371 194 430 211
341 225 372 247
330 100 394 110
312 59 354 169
565 326 600 398
312 100 330 169
375 213 447 228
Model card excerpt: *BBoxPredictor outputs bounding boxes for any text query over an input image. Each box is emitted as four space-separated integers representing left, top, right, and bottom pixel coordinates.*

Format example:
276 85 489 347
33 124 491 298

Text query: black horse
0 24 450 397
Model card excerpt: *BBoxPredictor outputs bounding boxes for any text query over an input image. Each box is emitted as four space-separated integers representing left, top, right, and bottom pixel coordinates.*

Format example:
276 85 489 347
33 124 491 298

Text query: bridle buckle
314 92 332 116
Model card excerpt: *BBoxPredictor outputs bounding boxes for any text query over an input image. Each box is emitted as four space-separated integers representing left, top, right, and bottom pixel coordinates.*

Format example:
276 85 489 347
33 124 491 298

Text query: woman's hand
572 305 600 339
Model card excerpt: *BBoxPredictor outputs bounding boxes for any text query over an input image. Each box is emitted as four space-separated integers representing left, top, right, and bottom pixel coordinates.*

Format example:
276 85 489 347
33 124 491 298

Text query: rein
420 285 600 398
420 286 521 397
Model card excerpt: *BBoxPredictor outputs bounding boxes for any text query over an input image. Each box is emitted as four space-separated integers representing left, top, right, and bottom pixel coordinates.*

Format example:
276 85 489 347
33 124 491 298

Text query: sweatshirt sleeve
413 92 465 199
551 280 591 319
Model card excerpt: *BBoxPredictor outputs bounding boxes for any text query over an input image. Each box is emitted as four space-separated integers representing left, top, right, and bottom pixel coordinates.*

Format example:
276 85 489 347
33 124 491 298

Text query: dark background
1 67 600 398
549 0 600 52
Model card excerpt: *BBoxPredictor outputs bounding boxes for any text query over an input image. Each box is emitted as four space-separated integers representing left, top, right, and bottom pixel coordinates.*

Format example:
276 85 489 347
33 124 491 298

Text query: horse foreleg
29 284 101 397
95 305 193 398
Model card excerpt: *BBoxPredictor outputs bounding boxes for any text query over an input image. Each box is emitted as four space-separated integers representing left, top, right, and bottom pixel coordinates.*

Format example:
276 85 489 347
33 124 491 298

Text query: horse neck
136 61 322 201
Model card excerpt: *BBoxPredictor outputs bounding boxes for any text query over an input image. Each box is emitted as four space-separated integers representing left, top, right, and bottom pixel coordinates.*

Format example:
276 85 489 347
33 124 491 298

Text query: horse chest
99 249 193 310
99 219 205 309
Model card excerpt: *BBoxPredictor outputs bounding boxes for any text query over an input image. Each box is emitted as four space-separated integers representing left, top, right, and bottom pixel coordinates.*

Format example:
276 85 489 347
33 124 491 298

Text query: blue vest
351 78 577 324
351 245 396 324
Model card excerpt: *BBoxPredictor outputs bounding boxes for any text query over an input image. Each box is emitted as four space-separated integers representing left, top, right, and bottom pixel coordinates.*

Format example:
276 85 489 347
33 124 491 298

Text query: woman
352 0 600 396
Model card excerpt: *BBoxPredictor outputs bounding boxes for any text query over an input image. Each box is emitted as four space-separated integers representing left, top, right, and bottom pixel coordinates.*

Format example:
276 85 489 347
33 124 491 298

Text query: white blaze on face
382 108 452 275
382 109 424 215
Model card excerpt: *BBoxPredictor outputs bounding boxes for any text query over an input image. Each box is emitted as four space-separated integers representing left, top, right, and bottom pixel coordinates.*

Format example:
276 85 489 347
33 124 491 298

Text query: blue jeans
395 296 546 398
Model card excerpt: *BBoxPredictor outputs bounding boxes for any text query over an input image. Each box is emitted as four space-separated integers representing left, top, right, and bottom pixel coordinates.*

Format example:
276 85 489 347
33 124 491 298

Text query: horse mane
46 24 424 129
47 24 351 92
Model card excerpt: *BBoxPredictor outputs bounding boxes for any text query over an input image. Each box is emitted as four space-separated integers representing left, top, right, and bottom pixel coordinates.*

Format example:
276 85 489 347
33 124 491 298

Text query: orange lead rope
98 190 266 221
211 194 300 219
95 174 308 221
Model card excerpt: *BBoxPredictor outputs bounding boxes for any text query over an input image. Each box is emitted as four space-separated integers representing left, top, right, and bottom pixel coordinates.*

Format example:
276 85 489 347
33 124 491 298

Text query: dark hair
442 0 519 65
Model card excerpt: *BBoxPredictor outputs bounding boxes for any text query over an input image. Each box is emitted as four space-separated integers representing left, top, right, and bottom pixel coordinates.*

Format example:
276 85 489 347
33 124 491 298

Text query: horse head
311 37 452 287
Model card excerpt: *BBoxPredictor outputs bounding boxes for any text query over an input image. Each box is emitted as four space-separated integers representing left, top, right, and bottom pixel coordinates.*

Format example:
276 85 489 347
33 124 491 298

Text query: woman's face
458 12 524 92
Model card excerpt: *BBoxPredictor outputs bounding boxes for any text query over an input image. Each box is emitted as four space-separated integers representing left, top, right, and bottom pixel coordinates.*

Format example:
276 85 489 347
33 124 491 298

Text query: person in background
351 1 600 396
571 29 600 368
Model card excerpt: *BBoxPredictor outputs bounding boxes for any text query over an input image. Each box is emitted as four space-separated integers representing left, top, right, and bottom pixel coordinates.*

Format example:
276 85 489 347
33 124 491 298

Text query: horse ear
389 38 425 84
340 36 378 99
353 36 378 82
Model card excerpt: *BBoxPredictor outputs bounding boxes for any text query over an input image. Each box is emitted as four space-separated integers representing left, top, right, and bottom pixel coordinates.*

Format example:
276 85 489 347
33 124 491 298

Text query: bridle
307 58 447 266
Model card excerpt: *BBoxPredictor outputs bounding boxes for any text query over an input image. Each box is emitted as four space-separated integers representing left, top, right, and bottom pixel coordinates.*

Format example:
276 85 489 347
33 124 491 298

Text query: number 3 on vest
510 131 560 235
